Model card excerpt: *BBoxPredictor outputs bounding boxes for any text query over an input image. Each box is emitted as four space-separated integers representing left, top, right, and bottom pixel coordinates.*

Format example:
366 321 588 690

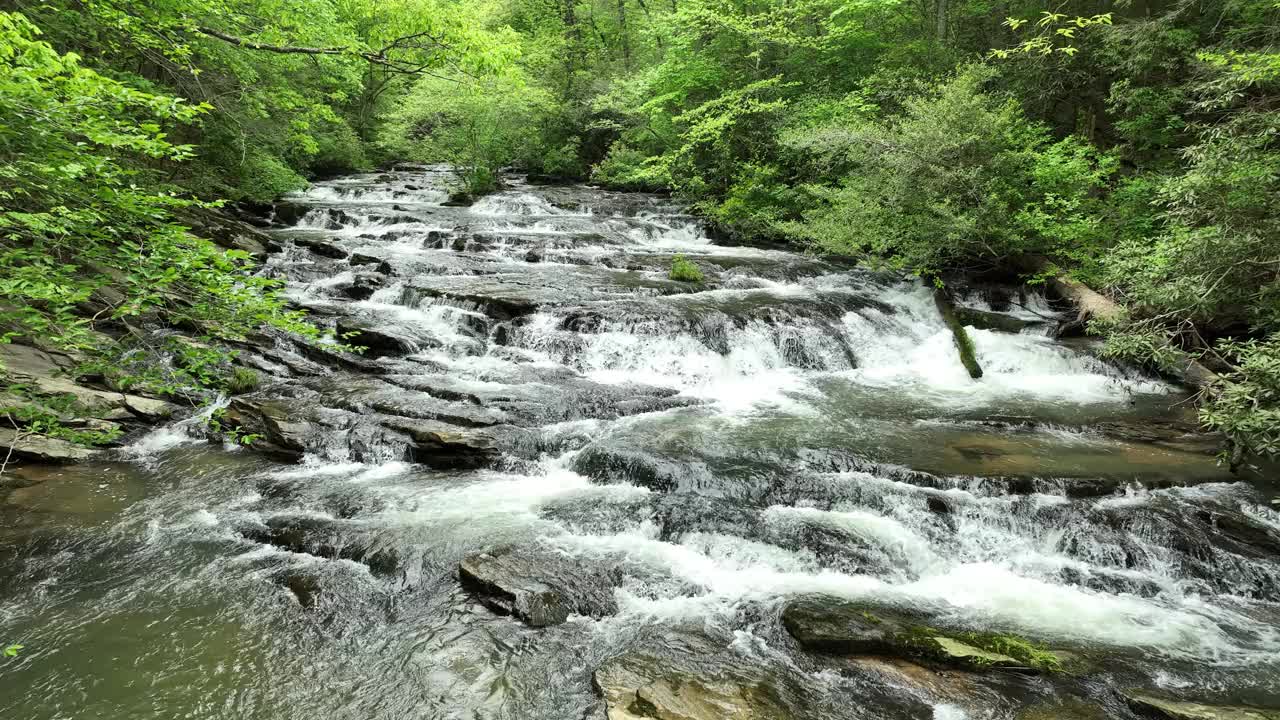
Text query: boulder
337 272 387 301
380 417 519 469
458 544 618 626
271 201 312 227
293 236 350 260
223 398 314 460
241 515 401 576
334 319 416 358
1123 693 1280 720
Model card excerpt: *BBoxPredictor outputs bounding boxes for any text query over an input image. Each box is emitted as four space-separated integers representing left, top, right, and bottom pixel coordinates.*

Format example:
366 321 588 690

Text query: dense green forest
0 0 1277 461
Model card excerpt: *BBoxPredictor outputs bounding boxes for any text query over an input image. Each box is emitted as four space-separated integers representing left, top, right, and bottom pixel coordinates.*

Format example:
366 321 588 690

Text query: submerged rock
594 659 790 720
1123 693 1280 720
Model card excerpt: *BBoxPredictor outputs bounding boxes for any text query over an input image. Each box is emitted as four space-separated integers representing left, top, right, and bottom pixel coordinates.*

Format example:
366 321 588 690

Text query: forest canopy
1 0 1278 461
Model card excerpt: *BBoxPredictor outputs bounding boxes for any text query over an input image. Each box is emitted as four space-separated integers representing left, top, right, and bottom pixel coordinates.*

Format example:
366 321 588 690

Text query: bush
380 74 551 196
669 254 704 282
783 65 1113 277
591 144 672 191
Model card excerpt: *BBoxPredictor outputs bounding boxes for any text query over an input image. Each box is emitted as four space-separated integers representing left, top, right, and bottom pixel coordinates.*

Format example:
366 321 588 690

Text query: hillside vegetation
1 0 1278 463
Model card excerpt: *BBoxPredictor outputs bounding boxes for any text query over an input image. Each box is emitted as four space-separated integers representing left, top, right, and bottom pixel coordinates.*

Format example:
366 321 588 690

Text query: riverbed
2 168 1279 719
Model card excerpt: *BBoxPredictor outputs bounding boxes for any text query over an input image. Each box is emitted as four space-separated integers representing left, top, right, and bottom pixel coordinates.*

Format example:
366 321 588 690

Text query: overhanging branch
194 26 447 72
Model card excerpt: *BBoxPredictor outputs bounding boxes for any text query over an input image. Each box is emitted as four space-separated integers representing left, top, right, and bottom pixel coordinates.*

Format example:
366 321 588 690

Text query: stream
3 167 1280 718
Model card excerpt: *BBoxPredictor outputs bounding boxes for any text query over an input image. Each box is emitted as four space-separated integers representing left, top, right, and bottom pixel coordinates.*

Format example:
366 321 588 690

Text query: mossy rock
781 595 1061 673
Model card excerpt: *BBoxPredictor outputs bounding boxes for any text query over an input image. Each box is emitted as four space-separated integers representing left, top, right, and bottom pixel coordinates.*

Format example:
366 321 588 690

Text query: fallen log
1018 255 1220 392
932 286 983 379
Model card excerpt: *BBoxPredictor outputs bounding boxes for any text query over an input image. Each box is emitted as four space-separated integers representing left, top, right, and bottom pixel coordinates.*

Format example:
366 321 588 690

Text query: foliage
0 385 124 446
785 66 1113 277
380 74 550 195
668 254 704 283
5 0 1280 460
954 631 1063 672
1200 335 1280 462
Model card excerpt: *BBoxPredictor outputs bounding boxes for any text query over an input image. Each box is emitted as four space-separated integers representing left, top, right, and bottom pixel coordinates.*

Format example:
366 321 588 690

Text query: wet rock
406 266 693 320
294 236 350 259
243 515 402 575
281 570 324 608
178 207 269 261
953 306 1039 334
383 372 695 427
350 252 382 267
782 595 918 656
1096 420 1223 456
224 397 314 460
0 428 101 464
271 201 311 226
1195 508 1280 555
334 319 416 358
381 417 525 469
317 377 509 428
594 660 790 720
337 272 387 301
1016 698 1113 719
458 544 618 626
1123 693 1280 720
588 629 852 720
782 595 1050 672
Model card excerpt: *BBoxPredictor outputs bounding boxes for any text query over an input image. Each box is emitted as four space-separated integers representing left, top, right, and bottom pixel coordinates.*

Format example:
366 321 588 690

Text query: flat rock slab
458 544 619 626
782 595 1050 673
0 429 101 464
407 266 696 319
1124 693 1280 720
595 659 790 720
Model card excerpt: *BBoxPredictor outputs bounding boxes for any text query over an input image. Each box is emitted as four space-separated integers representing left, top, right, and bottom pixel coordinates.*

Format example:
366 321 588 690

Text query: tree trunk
617 0 632 70
935 0 947 42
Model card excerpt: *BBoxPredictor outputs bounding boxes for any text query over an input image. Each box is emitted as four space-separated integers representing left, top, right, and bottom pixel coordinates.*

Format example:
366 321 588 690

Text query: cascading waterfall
2 167 1277 720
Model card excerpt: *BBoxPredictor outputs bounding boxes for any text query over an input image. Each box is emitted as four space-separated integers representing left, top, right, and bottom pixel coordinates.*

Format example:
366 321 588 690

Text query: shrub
669 254 704 282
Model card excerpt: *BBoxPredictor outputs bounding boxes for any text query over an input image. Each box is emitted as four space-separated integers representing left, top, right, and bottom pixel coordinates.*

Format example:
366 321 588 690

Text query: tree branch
194 26 452 73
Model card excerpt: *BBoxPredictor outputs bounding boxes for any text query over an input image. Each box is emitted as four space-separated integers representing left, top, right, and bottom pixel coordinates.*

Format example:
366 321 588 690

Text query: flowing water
3 167 1280 719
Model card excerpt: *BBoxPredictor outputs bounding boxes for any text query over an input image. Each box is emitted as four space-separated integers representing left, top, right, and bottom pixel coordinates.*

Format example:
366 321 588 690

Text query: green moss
889 620 1062 672
932 287 983 379
956 631 1063 672
669 254 705 283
